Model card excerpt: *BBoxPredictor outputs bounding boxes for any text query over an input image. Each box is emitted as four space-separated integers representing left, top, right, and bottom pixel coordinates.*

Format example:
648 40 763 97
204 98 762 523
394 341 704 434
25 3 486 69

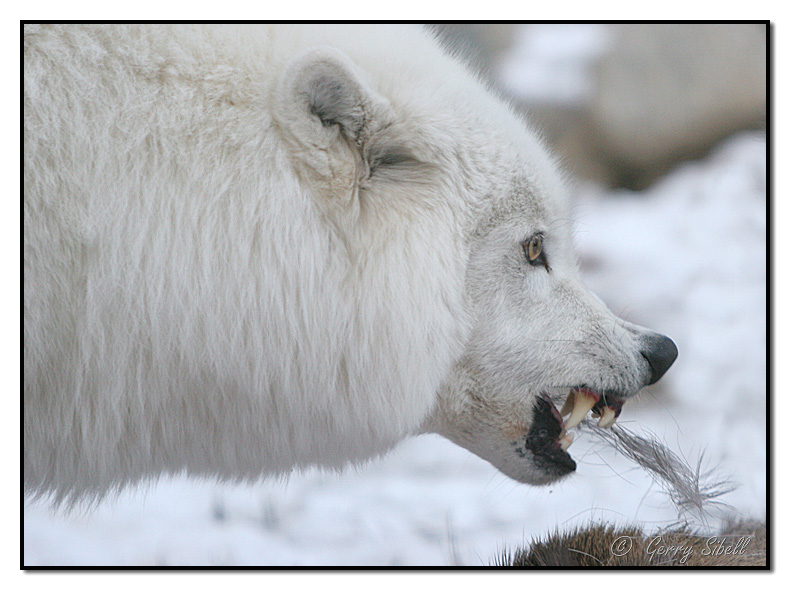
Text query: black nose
640 333 678 385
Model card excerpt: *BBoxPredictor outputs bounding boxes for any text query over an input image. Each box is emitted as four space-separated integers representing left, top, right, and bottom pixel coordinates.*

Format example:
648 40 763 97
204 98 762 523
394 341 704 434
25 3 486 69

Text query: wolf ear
275 47 392 184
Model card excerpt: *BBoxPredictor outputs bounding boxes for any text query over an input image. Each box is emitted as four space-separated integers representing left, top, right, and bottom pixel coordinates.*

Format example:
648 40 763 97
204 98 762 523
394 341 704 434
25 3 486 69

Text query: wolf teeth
559 432 574 451
560 392 574 417
597 406 617 429
563 389 597 430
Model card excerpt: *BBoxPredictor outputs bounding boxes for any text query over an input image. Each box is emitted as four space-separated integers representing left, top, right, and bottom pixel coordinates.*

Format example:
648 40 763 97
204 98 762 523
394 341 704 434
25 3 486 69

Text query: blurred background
435 23 766 189
24 24 767 566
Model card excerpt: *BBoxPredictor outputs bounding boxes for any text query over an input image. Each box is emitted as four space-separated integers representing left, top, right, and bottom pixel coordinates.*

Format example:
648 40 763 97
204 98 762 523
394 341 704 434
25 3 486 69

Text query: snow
572 133 767 521
22 26 767 567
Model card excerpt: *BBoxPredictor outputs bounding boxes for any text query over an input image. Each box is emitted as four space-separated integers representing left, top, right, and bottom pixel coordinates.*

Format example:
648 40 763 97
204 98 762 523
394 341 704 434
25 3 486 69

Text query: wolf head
275 39 677 486
426 182 678 483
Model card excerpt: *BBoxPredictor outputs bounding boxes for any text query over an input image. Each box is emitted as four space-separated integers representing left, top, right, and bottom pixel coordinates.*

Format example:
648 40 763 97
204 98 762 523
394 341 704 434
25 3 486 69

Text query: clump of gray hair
580 420 735 519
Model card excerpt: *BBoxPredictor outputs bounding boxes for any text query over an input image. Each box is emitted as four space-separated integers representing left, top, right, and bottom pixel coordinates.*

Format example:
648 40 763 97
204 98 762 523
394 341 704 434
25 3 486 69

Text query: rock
589 24 766 187
495 24 766 189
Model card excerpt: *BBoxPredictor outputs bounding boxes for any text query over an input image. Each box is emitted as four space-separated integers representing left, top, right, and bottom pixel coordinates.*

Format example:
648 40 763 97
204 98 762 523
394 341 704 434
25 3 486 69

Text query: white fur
24 24 670 503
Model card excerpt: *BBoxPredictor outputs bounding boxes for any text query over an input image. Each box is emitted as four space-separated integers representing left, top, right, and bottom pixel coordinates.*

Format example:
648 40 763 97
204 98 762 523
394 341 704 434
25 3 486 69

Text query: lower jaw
528 387 629 479
533 447 577 477
524 394 577 477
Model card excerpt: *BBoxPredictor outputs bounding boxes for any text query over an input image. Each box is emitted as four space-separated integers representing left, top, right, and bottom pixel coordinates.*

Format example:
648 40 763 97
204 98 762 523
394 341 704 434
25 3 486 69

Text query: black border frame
20 19 772 571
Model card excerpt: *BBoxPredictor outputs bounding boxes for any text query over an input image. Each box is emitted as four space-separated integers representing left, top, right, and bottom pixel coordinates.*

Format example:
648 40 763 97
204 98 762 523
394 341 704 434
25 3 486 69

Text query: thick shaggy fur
24 24 674 503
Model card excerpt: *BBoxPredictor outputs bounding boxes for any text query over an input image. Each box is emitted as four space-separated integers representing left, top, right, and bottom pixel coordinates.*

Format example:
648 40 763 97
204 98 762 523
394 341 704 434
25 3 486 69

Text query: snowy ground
22 26 767 567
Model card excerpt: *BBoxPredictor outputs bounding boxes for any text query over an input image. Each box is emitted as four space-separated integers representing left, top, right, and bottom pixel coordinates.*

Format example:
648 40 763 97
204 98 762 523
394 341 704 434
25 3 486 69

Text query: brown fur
496 521 767 567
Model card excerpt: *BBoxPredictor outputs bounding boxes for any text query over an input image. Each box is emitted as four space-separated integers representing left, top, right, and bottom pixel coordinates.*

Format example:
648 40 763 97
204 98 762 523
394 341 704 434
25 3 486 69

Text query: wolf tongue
563 389 597 430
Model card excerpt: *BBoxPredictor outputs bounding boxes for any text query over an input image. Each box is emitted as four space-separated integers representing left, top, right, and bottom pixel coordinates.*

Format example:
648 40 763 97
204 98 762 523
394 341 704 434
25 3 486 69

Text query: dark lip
524 393 576 475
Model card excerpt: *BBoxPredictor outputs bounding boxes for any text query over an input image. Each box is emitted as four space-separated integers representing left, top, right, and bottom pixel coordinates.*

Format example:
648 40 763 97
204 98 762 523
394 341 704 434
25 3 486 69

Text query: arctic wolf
24 24 677 502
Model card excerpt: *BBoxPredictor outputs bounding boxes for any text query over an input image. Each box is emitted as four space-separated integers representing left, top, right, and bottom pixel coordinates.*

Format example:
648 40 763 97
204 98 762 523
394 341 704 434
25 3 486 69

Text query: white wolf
24 24 677 503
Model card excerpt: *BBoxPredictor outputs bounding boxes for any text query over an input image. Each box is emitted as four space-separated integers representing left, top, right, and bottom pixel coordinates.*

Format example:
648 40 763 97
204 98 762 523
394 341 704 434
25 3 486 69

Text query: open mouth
526 387 626 475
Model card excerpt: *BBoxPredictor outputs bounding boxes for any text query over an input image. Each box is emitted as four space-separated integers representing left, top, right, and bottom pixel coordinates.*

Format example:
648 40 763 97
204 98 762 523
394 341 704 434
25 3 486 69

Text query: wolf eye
526 235 542 262
522 234 550 271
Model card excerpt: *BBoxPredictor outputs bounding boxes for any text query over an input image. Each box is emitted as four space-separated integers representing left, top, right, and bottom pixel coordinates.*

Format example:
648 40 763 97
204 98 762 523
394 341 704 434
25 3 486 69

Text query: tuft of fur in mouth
521 388 733 519
524 387 629 476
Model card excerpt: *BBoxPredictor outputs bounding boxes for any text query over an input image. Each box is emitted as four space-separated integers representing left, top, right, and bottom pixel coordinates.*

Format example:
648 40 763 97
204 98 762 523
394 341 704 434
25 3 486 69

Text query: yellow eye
526 235 542 262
